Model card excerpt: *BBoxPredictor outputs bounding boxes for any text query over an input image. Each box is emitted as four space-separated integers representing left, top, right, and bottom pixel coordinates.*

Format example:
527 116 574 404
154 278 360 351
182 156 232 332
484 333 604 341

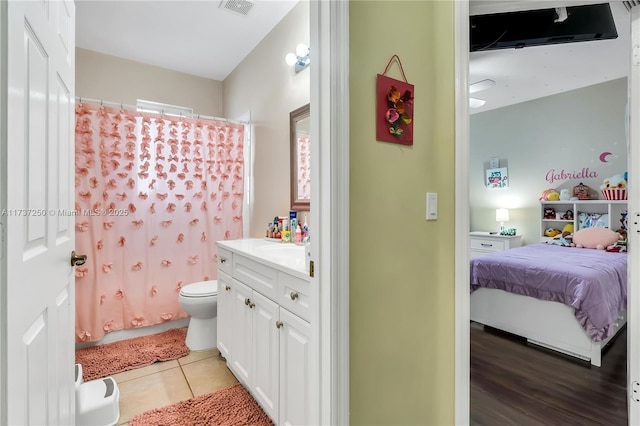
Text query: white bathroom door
4 1 76 424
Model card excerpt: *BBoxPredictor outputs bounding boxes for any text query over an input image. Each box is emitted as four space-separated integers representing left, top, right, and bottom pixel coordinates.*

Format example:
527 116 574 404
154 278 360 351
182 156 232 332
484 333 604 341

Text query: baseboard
75 318 190 350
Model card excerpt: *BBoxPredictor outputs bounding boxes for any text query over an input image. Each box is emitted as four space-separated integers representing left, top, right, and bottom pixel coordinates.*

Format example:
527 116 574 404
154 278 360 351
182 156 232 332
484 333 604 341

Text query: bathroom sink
252 242 306 271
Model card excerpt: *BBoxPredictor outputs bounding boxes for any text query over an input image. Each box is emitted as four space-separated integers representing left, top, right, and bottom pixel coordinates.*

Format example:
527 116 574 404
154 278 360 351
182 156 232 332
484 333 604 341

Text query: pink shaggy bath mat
75 328 189 382
129 383 274 426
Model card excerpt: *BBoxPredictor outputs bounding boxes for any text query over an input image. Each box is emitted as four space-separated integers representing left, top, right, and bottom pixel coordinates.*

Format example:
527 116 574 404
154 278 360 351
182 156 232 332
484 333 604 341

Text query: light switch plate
426 192 437 220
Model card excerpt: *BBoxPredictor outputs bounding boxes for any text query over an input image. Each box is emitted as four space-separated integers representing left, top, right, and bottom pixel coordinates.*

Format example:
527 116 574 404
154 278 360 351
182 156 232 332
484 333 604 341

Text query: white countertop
217 238 310 281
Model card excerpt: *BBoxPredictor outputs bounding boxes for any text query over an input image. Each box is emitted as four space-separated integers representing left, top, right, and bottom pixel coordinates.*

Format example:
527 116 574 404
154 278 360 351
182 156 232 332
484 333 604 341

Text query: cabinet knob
276 321 284 329
245 298 251 306
290 291 299 300
225 285 231 291
220 257 227 264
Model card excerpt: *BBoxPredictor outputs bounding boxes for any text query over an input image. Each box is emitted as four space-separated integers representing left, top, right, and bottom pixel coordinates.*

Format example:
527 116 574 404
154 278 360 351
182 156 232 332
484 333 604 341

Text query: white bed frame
471 287 626 367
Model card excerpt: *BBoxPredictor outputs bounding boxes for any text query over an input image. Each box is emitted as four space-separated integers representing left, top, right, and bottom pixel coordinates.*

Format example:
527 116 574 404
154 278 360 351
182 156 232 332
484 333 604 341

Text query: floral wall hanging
376 55 414 145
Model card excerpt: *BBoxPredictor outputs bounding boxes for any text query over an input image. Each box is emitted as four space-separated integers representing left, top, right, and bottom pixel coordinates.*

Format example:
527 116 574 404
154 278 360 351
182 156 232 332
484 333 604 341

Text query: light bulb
285 53 298 66
295 43 309 58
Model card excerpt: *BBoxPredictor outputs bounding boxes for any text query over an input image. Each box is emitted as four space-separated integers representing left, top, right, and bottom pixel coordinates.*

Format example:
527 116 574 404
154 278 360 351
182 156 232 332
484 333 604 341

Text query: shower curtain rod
75 96 250 125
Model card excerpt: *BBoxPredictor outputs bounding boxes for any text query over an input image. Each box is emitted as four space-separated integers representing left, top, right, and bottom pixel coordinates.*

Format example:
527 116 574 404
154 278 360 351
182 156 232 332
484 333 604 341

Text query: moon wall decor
599 152 612 163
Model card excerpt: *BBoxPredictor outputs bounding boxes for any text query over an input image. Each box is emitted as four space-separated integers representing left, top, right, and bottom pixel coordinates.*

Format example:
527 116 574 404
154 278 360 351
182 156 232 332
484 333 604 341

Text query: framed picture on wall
486 167 509 189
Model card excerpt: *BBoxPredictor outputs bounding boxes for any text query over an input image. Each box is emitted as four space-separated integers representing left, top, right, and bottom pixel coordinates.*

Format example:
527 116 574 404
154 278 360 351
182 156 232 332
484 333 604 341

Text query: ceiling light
469 98 486 108
469 79 496 94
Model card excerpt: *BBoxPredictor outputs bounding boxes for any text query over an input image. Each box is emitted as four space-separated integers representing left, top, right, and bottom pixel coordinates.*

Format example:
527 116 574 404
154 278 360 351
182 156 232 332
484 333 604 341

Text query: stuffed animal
606 228 628 252
544 207 556 219
600 174 627 191
572 227 620 250
544 228 561 238
548 232 572 246
540 189 560 201
562 210 574 220
559 189 571 200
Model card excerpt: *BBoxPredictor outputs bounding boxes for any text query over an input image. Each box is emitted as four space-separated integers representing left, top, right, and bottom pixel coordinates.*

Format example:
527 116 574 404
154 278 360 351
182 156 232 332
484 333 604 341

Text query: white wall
470 78 628 243
76 48 223 116
223 1 310 238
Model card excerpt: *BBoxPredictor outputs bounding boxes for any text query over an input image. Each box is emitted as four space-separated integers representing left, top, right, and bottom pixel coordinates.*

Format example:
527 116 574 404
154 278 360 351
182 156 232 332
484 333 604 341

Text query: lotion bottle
295 223 302 243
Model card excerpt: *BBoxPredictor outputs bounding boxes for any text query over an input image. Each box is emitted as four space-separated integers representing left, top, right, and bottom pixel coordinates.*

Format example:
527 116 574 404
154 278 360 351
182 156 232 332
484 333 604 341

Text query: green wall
349 1 456 424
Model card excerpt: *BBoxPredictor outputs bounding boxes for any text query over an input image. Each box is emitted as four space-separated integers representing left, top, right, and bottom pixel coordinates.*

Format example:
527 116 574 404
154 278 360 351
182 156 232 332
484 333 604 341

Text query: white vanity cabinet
279 307 312 426
216 239 314 426
216 271 233 360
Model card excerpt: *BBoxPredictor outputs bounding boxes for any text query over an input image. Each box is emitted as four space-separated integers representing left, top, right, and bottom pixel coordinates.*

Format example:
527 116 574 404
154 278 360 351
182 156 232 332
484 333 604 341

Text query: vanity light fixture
285 43 310 73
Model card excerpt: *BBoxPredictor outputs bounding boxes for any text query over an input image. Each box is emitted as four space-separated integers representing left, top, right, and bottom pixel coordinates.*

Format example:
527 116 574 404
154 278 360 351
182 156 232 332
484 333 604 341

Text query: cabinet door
231 279 253 388
251 291 280 422
279 308 312 426
217 271 233 360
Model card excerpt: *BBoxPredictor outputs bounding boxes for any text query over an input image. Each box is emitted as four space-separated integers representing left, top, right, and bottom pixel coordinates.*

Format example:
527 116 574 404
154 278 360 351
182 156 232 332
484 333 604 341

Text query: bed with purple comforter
470 243 627 342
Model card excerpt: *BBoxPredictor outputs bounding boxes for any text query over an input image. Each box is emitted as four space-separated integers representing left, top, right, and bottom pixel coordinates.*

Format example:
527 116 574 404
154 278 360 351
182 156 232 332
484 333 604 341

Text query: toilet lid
180 280 218 297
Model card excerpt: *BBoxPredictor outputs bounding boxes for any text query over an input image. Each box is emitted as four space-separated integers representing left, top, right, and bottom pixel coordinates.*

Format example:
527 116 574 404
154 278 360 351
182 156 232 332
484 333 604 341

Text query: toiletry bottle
295 223 302 243
303 214 309 239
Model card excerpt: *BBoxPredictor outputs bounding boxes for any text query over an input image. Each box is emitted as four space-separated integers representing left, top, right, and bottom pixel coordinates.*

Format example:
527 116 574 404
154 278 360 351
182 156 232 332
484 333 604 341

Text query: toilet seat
180 280 218 297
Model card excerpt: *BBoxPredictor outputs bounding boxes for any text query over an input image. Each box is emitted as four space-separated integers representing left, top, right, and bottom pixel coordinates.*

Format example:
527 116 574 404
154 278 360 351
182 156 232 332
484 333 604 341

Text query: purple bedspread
470 243 627 341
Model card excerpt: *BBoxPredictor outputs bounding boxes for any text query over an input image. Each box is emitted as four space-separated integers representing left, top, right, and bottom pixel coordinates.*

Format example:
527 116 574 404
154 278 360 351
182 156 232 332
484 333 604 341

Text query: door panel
5 1 75 424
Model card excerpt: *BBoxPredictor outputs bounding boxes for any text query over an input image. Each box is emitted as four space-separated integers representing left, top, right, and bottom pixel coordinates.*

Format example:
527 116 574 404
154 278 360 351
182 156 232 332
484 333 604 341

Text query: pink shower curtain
74 102 244 342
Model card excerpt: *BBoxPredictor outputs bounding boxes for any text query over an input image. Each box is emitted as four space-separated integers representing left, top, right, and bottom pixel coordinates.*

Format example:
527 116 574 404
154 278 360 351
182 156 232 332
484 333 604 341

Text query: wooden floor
470 322 627 426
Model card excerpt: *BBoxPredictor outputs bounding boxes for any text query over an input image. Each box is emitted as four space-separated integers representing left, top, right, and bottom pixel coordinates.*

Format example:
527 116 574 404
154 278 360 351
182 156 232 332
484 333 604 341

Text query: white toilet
178 280 218 351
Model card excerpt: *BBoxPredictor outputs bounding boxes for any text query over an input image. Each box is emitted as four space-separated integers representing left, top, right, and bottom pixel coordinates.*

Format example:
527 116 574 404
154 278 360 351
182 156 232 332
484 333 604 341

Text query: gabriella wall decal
74 102 244 342
545 167 598 185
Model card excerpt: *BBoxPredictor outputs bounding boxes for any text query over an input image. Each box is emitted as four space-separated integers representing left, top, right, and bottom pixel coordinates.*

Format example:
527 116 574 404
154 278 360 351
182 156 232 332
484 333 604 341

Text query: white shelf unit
539 200 627 242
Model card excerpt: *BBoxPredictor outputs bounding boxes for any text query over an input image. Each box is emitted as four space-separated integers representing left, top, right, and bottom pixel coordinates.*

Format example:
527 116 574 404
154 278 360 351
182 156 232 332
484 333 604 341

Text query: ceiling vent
470 3 617 52
219 0 255 16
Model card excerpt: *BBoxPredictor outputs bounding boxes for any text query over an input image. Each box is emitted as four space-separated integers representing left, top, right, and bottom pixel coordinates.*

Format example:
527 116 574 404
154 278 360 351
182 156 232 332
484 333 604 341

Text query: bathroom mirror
290 103 311 210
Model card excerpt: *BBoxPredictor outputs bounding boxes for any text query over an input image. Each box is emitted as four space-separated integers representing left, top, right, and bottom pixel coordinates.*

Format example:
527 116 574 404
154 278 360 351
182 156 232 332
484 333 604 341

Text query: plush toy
544 228 561 238
562 223 574 234
548 233 572 246
600 174 627 190
606 228 628 252
559 189 571 200
540 188 560 201
572 227 620 250
562 210 573 220
573 183 592 200
544 207 556 219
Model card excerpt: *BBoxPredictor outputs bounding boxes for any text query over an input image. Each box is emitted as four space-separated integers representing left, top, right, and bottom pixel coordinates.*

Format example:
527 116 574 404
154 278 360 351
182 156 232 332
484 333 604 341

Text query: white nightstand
470 231 522 259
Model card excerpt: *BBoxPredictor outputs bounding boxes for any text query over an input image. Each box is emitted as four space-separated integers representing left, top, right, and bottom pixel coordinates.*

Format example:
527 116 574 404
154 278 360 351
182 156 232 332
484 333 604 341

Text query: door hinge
309 260 314 278
632 381 640 402
634 44 640 66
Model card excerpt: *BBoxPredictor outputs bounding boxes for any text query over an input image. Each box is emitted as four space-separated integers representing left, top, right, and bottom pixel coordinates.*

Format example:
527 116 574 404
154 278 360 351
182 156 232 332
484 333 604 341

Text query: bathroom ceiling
469 1 630 114
75 0 298 81
76 1 630 114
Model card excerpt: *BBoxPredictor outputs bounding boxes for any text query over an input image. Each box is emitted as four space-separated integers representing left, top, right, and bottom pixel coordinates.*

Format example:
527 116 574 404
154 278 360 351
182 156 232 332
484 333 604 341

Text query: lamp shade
496 208 510 223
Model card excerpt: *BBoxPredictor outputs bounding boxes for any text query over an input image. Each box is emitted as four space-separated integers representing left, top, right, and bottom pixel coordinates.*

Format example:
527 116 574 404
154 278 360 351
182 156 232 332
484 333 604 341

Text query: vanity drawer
233 255 278 300
217 247 233 275
278 272 311 322
470 237 506 252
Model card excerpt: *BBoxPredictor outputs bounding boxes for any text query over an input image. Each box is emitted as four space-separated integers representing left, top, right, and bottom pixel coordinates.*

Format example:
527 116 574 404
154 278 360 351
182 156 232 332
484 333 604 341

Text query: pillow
572 227 620 250
577 212 609 229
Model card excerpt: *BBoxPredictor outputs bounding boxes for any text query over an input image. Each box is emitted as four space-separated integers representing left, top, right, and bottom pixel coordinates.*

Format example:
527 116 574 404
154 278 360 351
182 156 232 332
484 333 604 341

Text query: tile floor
112 348 238 425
